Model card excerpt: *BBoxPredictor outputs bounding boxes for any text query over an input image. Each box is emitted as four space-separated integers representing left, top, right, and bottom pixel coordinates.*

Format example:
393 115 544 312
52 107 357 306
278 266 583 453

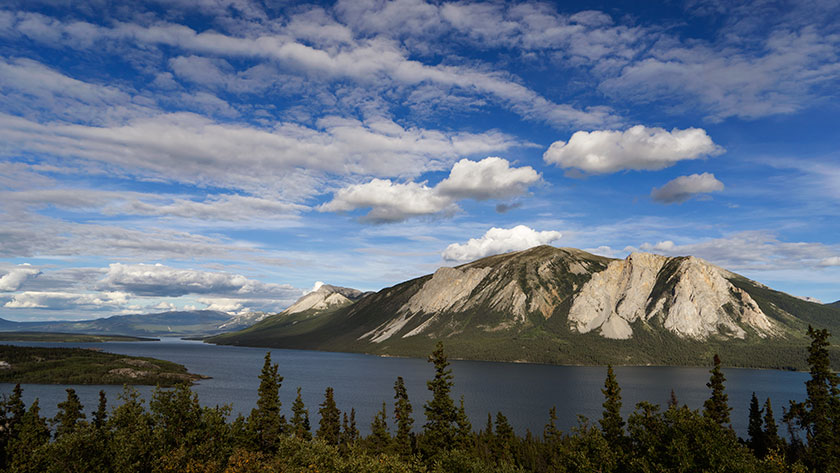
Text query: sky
1 0 839 321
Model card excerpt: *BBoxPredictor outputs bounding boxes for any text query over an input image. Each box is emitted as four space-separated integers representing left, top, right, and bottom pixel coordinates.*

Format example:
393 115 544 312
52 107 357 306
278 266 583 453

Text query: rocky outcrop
568 253 780 340
283 284 366 315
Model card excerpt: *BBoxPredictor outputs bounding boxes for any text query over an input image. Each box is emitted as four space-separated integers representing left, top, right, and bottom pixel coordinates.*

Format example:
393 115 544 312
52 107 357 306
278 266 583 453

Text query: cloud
442 225 563 262
99 263 301 298
819 256 840 267
637 231 840 271
320 157 540 222
4 291 130 310
197 297 243 313
650 172 724 203
0 264 41 291
543 125 724 174
435 157 540 200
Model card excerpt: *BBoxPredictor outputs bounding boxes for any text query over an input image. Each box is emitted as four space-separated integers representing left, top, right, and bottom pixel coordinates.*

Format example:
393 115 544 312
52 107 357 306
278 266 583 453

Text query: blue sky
1 0 839 321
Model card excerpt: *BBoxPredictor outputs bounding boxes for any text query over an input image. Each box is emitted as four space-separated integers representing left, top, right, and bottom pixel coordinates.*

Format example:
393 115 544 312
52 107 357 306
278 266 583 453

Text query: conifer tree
347 408 359 444
0 384 25 469
762 397 781 456
599 364 624 444
703 354 731 427
291 387 311 440
455 395 473 450
393 376 414 456
747 392 764 454
369 402 390 454
493 411 515 464
422 341 457 456
784 326 840 472
9 399 50 472
249 352 285 452
544 406 560 444
317 386 341 445
93 390 108 429
668 389 679 408
53 388 86 438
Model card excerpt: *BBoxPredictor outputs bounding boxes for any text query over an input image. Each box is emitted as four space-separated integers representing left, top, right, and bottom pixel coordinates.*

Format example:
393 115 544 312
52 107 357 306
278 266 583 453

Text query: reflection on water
0 338 808 437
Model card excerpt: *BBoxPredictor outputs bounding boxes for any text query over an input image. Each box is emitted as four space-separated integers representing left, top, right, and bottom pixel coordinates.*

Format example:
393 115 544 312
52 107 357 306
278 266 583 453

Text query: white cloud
99 263 301 298
442 225 563 262
198 297 243 313
435 157 540 200
819 256 840 267
650 172 724 204
320 157 540 222
0 264 41 291
543 125 724 174
4 291 130 310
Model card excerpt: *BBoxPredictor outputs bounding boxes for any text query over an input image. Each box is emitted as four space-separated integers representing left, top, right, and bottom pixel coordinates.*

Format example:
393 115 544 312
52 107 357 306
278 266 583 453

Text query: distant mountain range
0 310 268 338
209 246 840 369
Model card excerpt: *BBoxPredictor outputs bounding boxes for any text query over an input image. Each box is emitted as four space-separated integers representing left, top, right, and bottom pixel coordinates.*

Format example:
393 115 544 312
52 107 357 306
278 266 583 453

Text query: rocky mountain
0 310 266 338
282 283 368 316
209 246 840 369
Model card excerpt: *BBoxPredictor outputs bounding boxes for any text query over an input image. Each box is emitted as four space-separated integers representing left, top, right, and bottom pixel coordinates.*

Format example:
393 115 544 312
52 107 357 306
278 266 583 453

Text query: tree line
1 326 839 472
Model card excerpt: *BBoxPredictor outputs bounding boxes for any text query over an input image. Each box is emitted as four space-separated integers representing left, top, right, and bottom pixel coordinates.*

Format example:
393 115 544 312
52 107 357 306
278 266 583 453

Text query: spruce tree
291 387 311 440
53 388 86 438
393 376 414 456
668 389 679 408
8 399 50 472
544 406 560 444
747 392 764 454
369 402 390 454
249 352 285 452
316 386 341 445
454 395 473 450
347 408 359 444
599 364 624 444
703 354 731 427
784 326 840 472
0 384 25 469
493 411 515 464
422 341 457 456
93 390 108 429
762 397 781 455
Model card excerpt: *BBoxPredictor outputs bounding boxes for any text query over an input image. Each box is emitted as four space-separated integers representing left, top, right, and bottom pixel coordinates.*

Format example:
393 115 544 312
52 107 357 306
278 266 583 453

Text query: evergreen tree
703 354 731 427
784 326 840 472
0 384 25 469
316 386 341 445
340 408 359 448
668 389 679 408
8 399 50 473
762 397 781 455
393 376 414 456
93 390 108 429
422 341 457 456
369 402 391 454
248 352 285 452
544 406 561 444
493 411 515 464
53 387 86 438
291 387 311 440
600 364 624 444
454 395 473 450
747 392 764 454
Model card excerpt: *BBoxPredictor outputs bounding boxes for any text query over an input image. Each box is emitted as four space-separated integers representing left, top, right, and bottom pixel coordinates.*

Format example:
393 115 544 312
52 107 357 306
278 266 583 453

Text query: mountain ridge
209 246 840 369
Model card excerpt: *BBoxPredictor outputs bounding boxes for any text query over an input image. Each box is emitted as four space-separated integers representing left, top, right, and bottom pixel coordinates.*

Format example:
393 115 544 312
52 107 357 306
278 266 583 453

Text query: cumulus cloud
0 264 41 291
4 291 129 310
321 157 540 222
543 125 724 174
650 173 724 203
198 297 244 313
99 263 301 298
820 256 840 267
442 225 563 262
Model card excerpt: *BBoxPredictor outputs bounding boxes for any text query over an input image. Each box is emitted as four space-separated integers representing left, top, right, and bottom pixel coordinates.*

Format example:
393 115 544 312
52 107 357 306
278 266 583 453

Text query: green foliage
248 352 286 452
747 392 764 454
368 402 390 455
53 388 85 438
291 387 311 440
599 365 624 446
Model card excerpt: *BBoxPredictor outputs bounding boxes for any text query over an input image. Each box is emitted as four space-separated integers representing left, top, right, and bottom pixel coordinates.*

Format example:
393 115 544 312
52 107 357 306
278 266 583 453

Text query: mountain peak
283 283 366 315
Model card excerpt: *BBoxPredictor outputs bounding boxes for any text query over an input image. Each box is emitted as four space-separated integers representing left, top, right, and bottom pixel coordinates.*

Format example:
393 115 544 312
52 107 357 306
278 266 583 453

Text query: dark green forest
2 328 839 473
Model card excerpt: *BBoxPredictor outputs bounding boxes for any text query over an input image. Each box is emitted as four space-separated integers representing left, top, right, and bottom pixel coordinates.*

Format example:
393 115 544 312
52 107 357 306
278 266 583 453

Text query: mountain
208 246 840 369
0 310 268 338
829 300 840 309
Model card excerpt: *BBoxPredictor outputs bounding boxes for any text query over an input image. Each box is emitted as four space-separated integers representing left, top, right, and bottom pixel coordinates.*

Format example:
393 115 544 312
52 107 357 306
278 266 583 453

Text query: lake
0 338 808 438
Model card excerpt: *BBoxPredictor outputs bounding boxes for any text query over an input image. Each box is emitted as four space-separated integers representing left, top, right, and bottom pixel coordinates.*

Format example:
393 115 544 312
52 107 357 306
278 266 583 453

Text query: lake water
0 338 809 438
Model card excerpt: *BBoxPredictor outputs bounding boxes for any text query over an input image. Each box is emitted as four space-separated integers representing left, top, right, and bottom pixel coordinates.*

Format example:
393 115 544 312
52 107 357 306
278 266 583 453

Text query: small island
0 345 206 386
0 332 158 343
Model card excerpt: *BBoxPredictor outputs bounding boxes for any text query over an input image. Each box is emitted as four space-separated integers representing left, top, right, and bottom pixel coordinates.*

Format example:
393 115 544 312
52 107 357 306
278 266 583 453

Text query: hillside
209 246 840 369
0 310 268 338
